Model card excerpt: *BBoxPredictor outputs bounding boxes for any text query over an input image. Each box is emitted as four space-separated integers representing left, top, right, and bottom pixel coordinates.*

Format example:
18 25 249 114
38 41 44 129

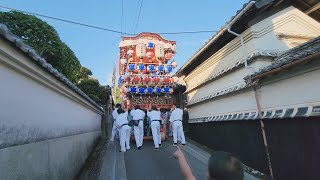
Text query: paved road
124 140 207 180
79 138 259 180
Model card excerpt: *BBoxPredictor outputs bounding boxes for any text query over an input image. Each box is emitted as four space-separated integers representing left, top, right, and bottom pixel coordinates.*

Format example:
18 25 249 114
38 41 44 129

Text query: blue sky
0 0 248 85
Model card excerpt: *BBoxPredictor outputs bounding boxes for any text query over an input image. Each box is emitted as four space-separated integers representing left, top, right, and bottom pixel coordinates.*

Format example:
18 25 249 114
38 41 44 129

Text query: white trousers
172 121 186 144
134 120 144 147
111 122 118 141
119 125 131 152
151 121 161 148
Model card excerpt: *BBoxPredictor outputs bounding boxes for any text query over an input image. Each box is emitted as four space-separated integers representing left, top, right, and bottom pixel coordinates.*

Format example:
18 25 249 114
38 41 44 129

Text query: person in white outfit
147 105 162 150
130 105 145 150
111 103 121 141
115 108 131 152
170 103 186 146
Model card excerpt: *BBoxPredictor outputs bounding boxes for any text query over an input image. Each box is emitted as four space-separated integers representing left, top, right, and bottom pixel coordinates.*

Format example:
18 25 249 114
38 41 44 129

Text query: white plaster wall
188 59 320 119
0 38 103 179
258 66 320 110
0 39 103 148
0 63 101 148
187 59 272 102
183 6 320 95
251 6 320 50
0 131 100 180
188 90 257 119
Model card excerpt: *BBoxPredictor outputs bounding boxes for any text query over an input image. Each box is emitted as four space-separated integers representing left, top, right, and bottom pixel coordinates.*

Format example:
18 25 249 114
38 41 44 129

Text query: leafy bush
0 11 111 104
0 11 81 83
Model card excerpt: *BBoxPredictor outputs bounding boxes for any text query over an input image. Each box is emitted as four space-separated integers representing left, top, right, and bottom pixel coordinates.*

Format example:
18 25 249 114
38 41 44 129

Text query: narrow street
2 1 319 179
124 141 185 180
80 138 259 180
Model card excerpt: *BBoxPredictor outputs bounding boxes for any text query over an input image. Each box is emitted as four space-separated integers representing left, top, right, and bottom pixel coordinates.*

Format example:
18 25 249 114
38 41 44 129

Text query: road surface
79 138 259 180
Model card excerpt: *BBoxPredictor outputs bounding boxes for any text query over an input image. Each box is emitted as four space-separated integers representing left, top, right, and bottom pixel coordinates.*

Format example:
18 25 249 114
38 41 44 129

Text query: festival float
118 32 180 140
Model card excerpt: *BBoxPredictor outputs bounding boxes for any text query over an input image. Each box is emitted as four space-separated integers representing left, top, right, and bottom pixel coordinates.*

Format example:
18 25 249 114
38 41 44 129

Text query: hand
174 146 184 160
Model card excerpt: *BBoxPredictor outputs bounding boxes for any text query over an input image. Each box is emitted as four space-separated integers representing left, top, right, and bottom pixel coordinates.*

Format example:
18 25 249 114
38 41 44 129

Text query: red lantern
132 76 140 83
163 77 170 83
152 77 160 83
125 76 130 82
143 76 151 83
141 69 147 74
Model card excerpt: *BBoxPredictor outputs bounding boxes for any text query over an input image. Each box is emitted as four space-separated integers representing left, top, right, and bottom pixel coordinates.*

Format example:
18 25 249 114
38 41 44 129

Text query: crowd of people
110 103 248 180
110 103 186 152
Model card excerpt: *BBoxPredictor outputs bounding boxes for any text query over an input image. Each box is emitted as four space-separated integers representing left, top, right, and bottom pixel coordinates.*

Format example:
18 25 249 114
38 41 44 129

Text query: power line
0 5 218 35
131 0 142 33
0 5 134 35
120 0 124 36
133 0 144 34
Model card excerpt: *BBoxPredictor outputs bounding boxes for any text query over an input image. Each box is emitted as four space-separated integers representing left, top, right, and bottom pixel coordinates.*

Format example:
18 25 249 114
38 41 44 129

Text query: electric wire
0 5 218 35
131 0 141 33
133 0 143 34
120 0 124 36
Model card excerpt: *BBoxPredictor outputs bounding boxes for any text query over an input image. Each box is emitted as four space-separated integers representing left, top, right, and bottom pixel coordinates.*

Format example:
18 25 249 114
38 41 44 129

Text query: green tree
114 87 123 104
0 11 81 83
0 11 111 105
78 79 100 101
77 66 93 80
98 85 111 105
78 79 112 105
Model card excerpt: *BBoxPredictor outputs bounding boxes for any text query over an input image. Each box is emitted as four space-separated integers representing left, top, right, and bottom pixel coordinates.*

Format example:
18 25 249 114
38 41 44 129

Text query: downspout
253 87 274 178
225 0 274 177
225 0 256 68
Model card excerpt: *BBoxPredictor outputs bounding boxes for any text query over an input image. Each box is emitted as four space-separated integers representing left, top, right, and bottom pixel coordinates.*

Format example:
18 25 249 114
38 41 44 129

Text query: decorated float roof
119 32 176 51
117 32 179 101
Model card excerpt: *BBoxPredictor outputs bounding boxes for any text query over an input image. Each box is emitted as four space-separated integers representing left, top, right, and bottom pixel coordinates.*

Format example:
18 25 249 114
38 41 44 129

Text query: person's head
135 105 140 110
151 105 158 111
173 103 180 109
117 108 125 114
115 103 121 109
207 151 243 180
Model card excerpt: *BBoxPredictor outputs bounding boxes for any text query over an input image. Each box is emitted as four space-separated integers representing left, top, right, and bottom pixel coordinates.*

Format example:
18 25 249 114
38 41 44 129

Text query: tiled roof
0 23 104 112
188 104 320 123
245 36 320 81
187 82 252 107
176 0 253 75
185 50 279 93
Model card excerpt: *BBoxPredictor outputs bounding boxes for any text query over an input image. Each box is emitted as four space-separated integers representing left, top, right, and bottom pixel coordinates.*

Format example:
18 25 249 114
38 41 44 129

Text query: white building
176 1 320 179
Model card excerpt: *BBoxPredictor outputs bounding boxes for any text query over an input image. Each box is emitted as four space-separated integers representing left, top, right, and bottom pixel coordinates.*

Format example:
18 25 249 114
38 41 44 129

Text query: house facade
176 1 320 179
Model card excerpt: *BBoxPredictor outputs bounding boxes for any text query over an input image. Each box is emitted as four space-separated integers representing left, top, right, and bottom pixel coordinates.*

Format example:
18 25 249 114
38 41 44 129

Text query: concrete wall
0 37 104 179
